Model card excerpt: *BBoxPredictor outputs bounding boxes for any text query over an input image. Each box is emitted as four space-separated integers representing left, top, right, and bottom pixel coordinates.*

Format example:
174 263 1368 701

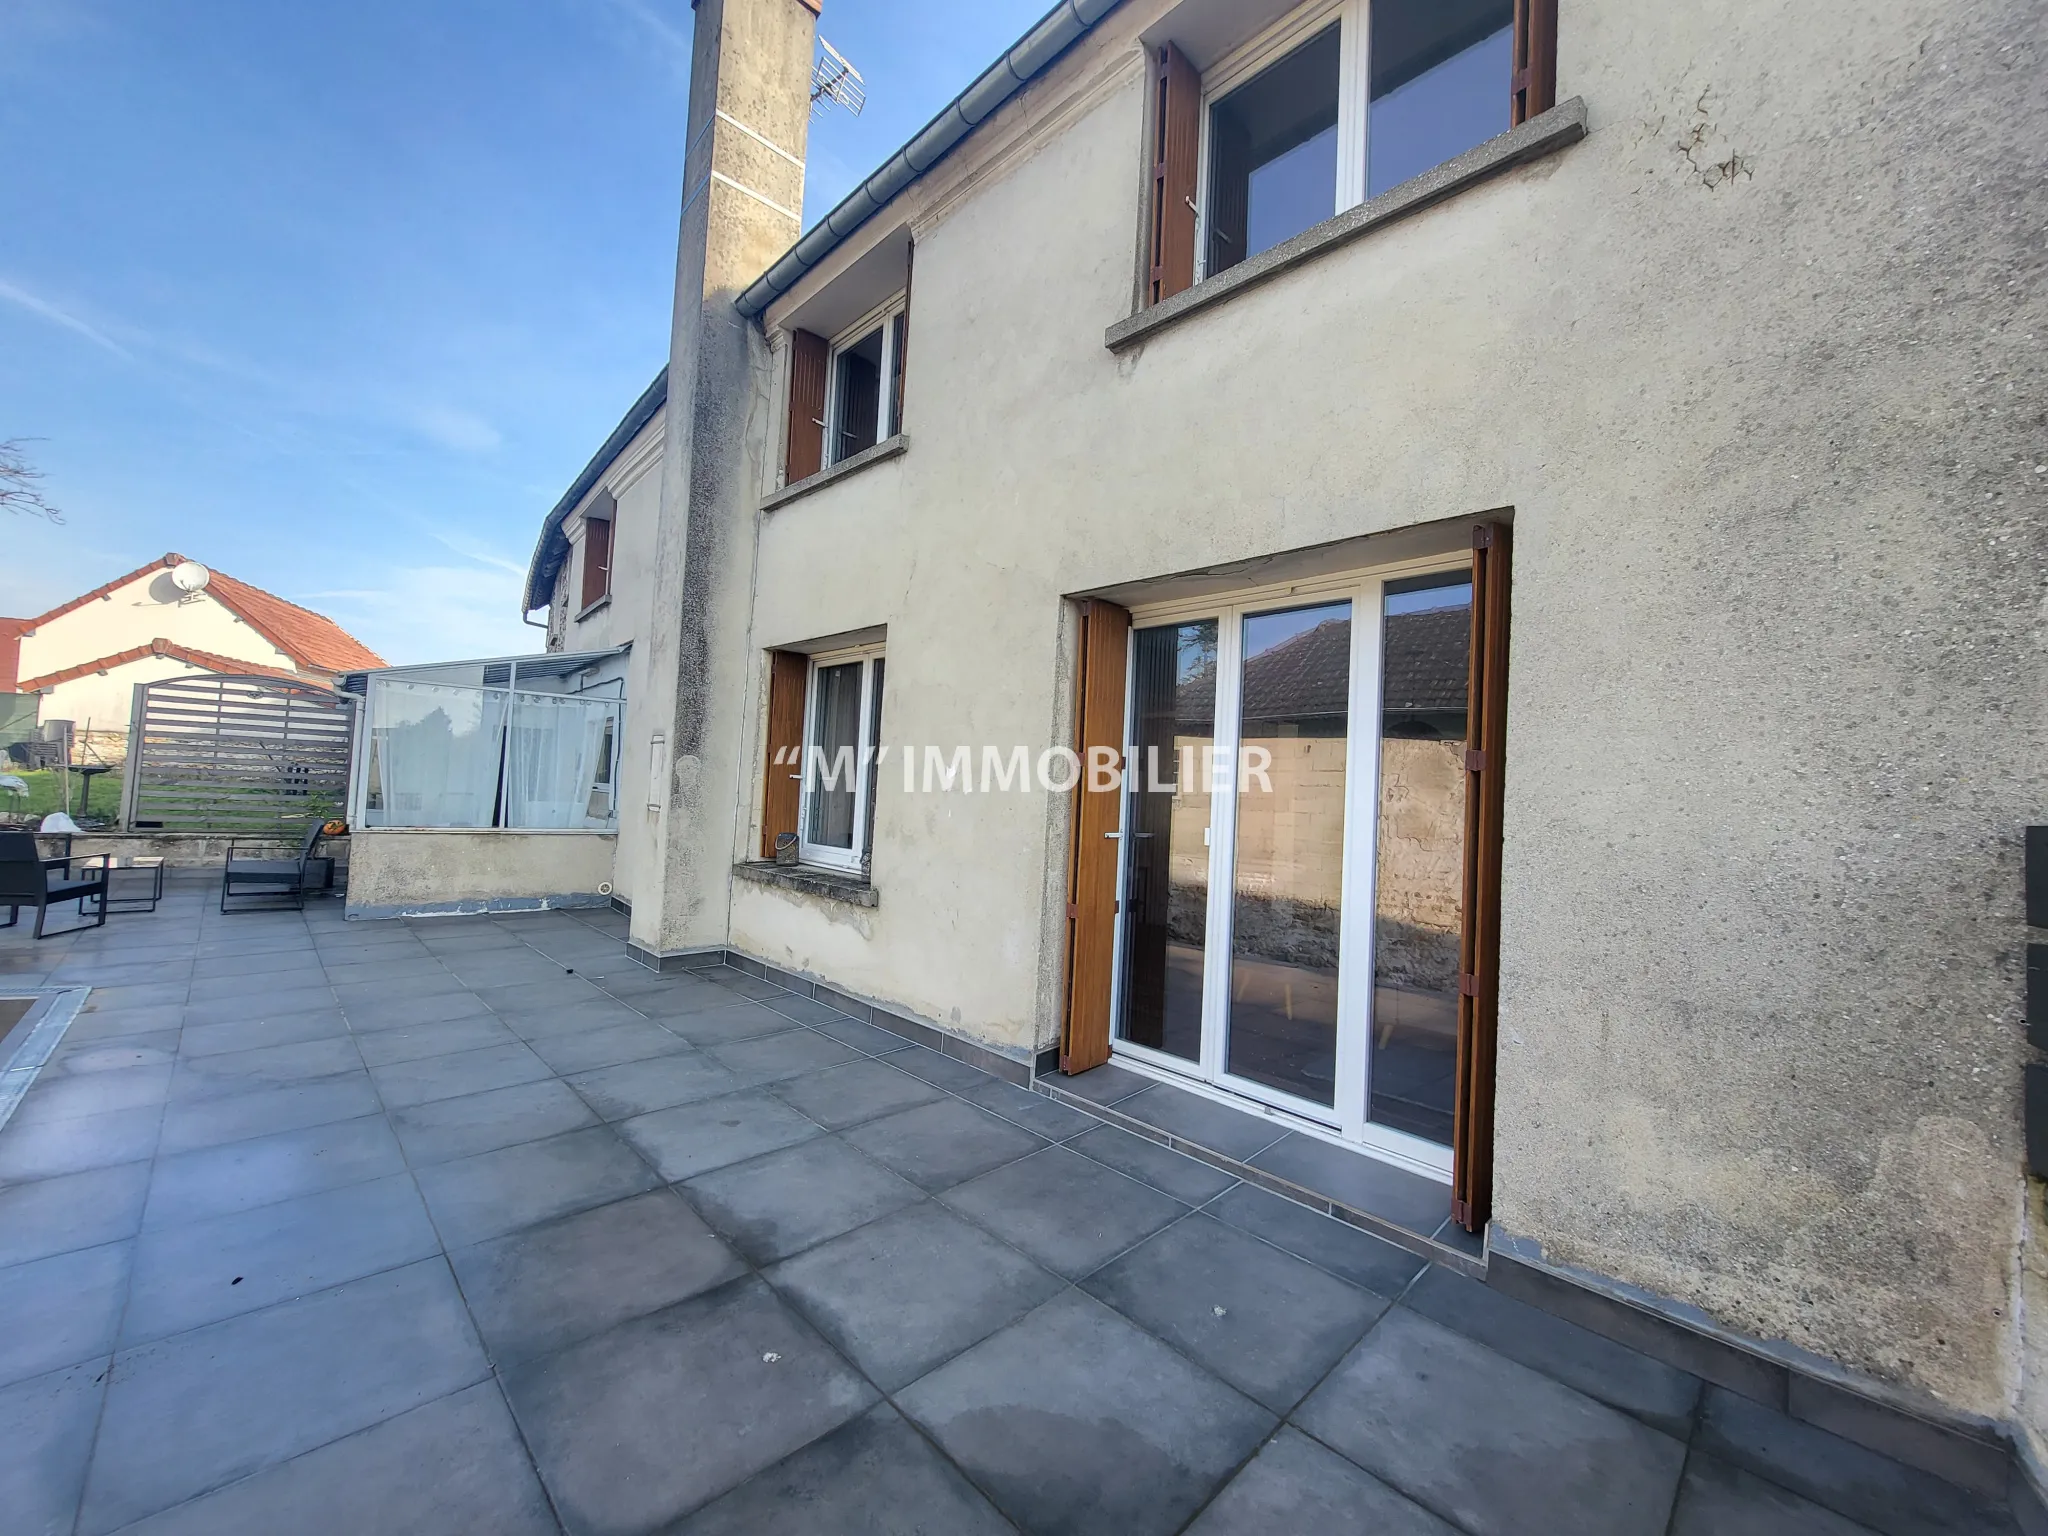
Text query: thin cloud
0 275 133 358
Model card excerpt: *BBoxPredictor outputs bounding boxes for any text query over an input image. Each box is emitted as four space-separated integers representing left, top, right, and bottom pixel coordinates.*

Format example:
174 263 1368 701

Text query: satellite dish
170 561 211 593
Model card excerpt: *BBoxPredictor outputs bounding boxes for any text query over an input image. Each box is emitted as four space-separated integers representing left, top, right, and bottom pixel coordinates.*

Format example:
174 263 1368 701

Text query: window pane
806 660 863 849
1367 0 1512 197
1120 620 1217 1064
1369 575 1472 1143
1207 24 1340 274
363 680 508 829
1227 601 1350 1105
887 311 907 438
503 691 623 830
831 325 884 463
862 657 885 869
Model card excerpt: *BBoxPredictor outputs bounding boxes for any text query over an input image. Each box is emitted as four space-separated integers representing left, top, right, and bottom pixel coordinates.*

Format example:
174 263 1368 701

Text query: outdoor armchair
0 829 107 938
219 821 332 913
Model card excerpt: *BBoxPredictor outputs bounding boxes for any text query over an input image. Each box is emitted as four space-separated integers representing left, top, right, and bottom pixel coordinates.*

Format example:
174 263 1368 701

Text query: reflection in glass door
1118 621 1217 1064
1224 602 1352 1106
1368 576 1473 1142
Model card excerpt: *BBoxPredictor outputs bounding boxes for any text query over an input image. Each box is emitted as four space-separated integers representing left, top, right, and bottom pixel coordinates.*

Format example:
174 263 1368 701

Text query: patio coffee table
80 855 165 914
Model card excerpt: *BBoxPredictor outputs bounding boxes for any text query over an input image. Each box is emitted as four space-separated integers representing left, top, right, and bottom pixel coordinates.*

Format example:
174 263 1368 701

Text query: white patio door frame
1110 553 1465 1181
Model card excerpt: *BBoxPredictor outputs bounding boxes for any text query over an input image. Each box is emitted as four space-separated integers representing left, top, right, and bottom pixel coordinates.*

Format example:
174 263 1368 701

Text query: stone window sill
1106 97 1588 354
575 594 611 621
762 434 908 513
733 860 878 908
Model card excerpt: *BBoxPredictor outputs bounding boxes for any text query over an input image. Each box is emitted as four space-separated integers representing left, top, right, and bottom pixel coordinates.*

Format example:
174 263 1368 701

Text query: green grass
0 766 124 823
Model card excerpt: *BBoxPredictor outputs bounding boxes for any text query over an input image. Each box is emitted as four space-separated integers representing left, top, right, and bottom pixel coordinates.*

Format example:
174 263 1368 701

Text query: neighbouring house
507 0 2042 1500
0 553 386 760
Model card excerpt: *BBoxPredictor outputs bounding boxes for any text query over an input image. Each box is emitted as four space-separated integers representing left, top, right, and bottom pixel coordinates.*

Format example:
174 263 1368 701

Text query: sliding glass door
1112 561 1471 1175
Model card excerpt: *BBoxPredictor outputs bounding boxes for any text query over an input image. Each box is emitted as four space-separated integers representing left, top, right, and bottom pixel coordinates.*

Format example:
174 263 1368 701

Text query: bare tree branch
0 439 64 523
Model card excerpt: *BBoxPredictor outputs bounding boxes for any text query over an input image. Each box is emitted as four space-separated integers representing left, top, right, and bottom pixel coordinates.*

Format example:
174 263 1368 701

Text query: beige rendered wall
19 572 297 696
344 829 616 918
729 0 2046 1430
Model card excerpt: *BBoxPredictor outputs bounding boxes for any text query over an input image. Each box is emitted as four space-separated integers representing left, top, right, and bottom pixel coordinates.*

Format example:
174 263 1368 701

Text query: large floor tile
369 1040 553 1110
388 1077 599 1165
157 1071 383 1154
492 997 652 1041
414 1125 660 1247
567 1049 741 1120
955 1076 1103 1140
1695 1387 2012 1536
180 984 339 1026
1085 1214 1387 1412
12 1062 173 1125
178 1010 349 1059
523 1019 691 1076
898 1288 1274 1536
1402 1265 1702 1438
117 1381 558 1536
0 1240 131 1387
1114 1084 1290 1162
0 1102 161 1185
841 1097 1044 1192
168 1036 363 1100
658 1000 805 1046
674 1402 1013 1535
144 1113 404 1228
705 1028 861 1086
1206 1183 1427 1295
352 1014 518 1067
1053 1061 1153 1107
1185 1427 1457 1535
766 1057 944 1130
80 1260 488 1535
617 1089 823 1182
0 1159 151 1269
767 1199 1063 1390
1247 1133 1450 1234
1669 1452 1880 1536
1295 1308 1687 1536
940 1144 1188 1279
809 1012 917 1055
338 989 496 1032
123 1174 441 1344
1067 1123 1240 1205
887 1046 999 1093
0 1362 106 1536
683 1135 923 1264
501 1276 875 1536
448 1188 744 1366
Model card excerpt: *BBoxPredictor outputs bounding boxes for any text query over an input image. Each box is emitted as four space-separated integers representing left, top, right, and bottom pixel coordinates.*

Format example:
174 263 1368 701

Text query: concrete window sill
1106 97 1588 353
733 860 878 908
575 594 611 621
762 434 907 513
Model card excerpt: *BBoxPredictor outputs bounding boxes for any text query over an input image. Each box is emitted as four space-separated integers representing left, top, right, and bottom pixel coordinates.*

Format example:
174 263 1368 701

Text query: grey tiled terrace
0 876 2012 1535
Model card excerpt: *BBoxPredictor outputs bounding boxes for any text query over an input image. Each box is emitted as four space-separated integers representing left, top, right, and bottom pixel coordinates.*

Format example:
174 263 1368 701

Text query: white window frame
821 293 907 467
1106 551 1472 1182
1193 0 1368 282
795 642 884 872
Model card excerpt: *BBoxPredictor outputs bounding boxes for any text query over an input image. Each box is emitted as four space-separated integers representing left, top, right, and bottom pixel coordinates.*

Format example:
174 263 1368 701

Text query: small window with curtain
1148 0 1552 297
797 644 885 873
824 296 906 468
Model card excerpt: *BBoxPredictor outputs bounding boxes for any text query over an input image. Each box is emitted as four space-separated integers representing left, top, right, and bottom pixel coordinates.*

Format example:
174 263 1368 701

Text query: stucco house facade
523 0 2048 1502
2 553 385 754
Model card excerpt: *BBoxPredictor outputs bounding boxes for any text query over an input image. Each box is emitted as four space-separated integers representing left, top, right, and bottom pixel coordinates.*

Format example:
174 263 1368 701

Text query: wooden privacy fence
122 675 356 834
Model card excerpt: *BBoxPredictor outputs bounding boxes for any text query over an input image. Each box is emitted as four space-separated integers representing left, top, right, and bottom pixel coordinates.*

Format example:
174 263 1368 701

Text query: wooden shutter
1452 522 1513 1232
760 650 808 858
579 516 613 610
784 329 829 484
1060 599 1130 1074
1511 0 1559 125
1147 44 1200 306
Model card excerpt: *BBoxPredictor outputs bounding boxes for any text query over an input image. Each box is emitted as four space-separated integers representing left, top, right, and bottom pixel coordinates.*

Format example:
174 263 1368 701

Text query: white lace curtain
503 692 621 830
364 679 618 830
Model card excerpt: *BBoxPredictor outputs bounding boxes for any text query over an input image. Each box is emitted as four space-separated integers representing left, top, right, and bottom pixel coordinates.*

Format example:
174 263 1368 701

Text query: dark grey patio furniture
220 822 332 913
0 829 108 937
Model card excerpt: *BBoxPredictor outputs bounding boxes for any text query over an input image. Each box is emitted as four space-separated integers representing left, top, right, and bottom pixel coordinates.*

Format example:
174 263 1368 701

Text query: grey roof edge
522 368 670 613
735 0 1124 320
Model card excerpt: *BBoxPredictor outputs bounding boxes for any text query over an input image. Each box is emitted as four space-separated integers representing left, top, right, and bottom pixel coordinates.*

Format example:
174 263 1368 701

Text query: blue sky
0 0 1049 662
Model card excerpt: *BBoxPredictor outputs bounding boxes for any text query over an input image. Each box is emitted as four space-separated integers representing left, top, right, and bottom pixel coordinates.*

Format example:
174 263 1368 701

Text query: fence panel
128 675 355 834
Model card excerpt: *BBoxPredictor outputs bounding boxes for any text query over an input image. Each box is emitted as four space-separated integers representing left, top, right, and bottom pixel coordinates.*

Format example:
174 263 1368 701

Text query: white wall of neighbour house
34 655 235 740
559 416 663 904
719 0 2044 1436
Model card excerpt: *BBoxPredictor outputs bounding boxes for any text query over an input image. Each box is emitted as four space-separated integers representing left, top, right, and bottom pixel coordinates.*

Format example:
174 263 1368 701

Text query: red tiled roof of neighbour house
25 554 386 673
0 617 25 692
16 638 309 693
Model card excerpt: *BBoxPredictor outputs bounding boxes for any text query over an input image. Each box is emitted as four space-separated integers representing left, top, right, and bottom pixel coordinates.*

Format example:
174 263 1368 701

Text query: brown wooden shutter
784 330 829 484
1452 522 1512 1232
760 650 809 858
1147 44 1200 306
1060 598 1130 1074
1511 0 1559 125
579 516 613 610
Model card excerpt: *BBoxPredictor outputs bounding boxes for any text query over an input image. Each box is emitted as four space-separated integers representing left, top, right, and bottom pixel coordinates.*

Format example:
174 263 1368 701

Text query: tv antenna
810 37 865 119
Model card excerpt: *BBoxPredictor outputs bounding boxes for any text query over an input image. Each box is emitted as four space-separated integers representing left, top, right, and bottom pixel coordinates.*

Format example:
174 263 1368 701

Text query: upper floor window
577 499 613 614
1149 0 1553 300
825 298 907 466
778 229 912 490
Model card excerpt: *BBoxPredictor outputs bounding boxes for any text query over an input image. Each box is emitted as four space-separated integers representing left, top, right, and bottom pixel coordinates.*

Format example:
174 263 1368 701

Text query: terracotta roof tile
16 638 309 693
